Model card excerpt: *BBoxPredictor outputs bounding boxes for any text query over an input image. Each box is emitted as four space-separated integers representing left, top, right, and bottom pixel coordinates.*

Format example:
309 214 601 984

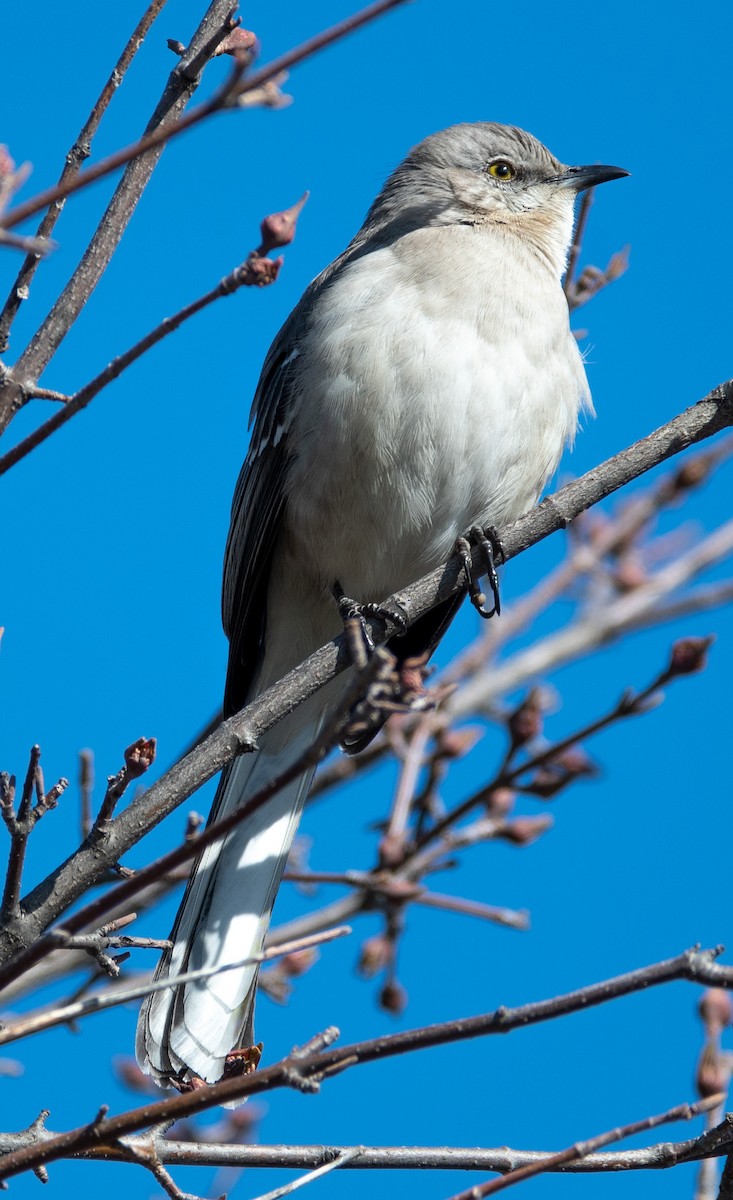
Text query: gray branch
0 380 730 969
0 0 236 433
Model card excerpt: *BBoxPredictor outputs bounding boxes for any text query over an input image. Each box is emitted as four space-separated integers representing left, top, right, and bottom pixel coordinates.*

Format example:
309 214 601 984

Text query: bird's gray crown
406 123 564 181
361 122 570 236
352 121 627 277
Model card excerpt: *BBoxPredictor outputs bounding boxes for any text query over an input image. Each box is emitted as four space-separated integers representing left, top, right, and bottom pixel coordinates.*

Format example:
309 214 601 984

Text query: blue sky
1 1 732 1197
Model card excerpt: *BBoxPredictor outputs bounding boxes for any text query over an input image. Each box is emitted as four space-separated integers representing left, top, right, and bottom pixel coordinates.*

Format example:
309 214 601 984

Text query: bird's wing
221 327 302 719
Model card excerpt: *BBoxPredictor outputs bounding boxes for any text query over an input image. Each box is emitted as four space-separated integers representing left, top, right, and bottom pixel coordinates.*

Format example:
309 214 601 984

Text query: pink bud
123 737 156 778
668 636 714 677
259 192 309 254
358 934 394 978
503 815 553 846
379 979 408 1015
214 27 258 58
507 688 544 747
699 988 733 1034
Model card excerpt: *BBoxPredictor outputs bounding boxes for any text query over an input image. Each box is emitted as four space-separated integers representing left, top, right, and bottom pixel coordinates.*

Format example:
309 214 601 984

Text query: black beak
554 164 630 192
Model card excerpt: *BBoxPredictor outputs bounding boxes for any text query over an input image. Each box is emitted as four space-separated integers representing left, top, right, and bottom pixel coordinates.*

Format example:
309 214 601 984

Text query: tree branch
0 1 241 435
0 0 407 237
0 381 730 972
0 0 169 354
0 946 731 1182
446 1095 725 1198
0 211 306 477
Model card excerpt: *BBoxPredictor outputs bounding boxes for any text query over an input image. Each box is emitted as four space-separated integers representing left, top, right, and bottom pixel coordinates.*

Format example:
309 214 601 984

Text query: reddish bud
502 815 553 846
213 27 257 57
667 636 714 677
524 769 572 799
379 979 408 1015
258 192 309 255
507 688 544 748
699 988 733 1034
123 736 156 779
670 455 713 493
357 934 393 978
279 948 318 978
696 1041 731 1099
613 556 647 592
528 746 599 797
486 787 516 817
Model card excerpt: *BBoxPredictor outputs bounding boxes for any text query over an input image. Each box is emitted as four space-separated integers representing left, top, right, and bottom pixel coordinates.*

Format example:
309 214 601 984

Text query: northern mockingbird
137 122 626 1090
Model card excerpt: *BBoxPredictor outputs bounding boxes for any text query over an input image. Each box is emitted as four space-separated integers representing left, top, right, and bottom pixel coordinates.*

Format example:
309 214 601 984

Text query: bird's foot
340 651 437 752
332 582 408 667
455 525 505 619
169 1070 208 1094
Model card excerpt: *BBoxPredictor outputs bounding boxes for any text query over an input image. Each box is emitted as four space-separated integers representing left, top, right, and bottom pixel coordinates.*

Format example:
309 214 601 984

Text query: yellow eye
488 160 515 181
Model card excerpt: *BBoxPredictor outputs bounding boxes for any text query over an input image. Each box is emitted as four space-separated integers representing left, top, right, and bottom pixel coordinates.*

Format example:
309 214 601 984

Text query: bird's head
366 122 628 276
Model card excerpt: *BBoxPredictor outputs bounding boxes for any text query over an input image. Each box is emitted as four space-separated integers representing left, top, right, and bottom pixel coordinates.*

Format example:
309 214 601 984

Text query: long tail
136 703 323 1088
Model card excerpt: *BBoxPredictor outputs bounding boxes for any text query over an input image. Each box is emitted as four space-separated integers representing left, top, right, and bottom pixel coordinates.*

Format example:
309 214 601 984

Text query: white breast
274 222 589 658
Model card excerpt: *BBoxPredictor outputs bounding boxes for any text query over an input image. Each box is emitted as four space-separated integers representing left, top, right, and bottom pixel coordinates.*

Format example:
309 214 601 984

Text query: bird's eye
488 160 515 181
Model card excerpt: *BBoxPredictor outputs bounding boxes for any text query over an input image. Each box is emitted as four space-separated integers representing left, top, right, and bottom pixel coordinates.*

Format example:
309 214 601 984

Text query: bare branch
0 1 241 436
0 199 308 476
0 947 731 1183
0 383 730 974
0 747 67 922
0 0 169 353
2 1128 733 1176
0 926 350 1048
447 1094 725 1198
0 648 397 983
250 1148 362 1200
0 0 408 237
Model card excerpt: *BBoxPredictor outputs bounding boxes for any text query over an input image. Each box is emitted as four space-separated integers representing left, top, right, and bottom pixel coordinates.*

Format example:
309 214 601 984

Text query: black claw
456 526 504 620
333 581 373 665
362 598 409 635
332 582 408 667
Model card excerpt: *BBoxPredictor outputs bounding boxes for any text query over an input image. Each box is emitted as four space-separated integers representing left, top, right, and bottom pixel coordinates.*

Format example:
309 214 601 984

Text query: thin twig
0 926 350 1047
250 1148 362 1200
0 2 239 435
0 0 169 353
0 0 408 236
0 947 731 1182
0 249 299 476
0 747 39 921
0 381 731 974
0 651 394 985
446 1094 725 1199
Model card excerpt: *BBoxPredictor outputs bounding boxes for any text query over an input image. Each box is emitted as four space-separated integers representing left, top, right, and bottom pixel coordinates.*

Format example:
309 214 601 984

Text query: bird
136 122 627 1091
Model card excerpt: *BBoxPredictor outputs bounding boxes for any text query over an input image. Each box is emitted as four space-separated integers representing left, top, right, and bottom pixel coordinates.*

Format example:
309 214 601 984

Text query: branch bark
0 0 169 355
0 0 237 434
0 380 730 970
0 946 730 1183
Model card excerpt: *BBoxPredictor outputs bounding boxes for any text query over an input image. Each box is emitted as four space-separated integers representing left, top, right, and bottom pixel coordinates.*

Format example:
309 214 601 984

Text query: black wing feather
221 338 300 719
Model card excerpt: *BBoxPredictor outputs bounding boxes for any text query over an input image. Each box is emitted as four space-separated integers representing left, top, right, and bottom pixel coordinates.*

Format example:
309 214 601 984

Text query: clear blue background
1 2 731 1197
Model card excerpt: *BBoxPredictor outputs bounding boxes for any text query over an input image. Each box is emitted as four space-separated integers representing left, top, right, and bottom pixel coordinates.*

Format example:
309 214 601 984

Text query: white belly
288 231 587 594
261 226 590 681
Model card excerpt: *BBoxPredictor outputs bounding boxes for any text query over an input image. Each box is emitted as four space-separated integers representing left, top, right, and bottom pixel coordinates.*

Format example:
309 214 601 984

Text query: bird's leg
455 525 505 619
332 581 408 667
